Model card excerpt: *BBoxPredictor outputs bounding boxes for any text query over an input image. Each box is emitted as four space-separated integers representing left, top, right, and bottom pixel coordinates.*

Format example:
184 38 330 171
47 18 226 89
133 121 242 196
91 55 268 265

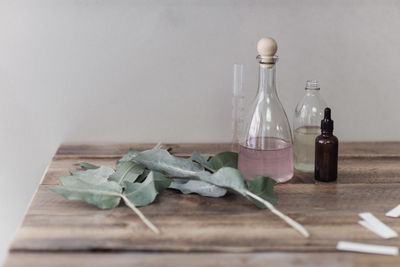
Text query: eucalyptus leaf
196 167 247 196
246 176 277 207
109 161 145 184
126 148 205 178
49 179 122 209
68 166 115 185
59 176 81 186
209 152 238 170
80 162 100 170
169 179 227 197
189 151 214 171
123 171 171 206
119 148 139 162
136 169 150 183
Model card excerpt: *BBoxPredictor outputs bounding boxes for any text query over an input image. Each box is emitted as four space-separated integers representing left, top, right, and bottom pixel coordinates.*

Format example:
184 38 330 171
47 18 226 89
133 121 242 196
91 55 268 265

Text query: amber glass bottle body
314 133 338 182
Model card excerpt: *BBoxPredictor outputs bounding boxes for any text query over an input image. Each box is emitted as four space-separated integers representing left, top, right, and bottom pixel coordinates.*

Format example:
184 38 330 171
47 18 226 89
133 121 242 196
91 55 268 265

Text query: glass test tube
232 64 244 152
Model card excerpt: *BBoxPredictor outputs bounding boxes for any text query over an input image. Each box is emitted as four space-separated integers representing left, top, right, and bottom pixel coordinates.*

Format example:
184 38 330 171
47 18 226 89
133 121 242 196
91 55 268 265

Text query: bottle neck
321 131 333 136
305 89 321 96
257 64 277 96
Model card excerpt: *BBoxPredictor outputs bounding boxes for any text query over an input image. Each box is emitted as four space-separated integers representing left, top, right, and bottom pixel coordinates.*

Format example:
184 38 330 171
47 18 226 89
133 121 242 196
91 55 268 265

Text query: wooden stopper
257 37 278 57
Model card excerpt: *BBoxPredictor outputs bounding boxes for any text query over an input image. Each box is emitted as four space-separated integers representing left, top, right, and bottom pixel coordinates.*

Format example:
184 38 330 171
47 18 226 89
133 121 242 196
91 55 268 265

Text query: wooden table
4 142 400 266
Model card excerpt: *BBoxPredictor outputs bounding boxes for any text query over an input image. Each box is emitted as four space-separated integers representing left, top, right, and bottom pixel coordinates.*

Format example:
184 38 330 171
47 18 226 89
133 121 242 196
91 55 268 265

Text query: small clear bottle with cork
238 37 293 183
293 80 327 173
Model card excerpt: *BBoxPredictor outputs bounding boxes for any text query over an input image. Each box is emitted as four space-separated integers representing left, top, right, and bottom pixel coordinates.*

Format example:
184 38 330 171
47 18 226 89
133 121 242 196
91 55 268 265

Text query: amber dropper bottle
314 108 338 182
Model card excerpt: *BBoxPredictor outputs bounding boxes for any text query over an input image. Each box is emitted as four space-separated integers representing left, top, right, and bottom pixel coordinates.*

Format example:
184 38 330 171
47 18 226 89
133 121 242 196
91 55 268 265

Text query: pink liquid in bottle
238 137 293 183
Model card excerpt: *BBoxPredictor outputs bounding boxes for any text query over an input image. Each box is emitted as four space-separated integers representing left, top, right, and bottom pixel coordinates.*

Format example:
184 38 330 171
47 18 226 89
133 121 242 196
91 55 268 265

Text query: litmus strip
337 241 398 256
358 220 388 239
386 204 400 218
359 212 398 239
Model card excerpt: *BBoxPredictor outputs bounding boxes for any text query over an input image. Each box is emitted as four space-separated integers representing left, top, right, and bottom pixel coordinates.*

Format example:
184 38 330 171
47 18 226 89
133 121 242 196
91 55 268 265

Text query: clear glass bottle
293 80 327 173
238 37 293 183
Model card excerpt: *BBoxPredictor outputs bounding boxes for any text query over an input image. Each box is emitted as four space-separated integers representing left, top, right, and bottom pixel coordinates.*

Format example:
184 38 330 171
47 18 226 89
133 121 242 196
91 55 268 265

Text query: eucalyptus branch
53 147 307 239
245 190 309 238
121 194 160 234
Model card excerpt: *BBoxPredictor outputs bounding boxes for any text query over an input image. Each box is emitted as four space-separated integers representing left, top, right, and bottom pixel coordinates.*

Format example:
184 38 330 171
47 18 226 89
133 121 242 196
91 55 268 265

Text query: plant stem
120 194 160 234
245 190 310 238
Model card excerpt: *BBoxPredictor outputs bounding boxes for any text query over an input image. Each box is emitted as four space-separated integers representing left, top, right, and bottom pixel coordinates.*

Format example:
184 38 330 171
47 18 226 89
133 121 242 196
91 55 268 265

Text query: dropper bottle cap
321 107 334 134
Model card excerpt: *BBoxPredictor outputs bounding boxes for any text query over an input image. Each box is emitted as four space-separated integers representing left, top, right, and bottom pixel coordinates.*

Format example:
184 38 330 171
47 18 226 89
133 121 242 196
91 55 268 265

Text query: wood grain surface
5 252 400 267
4 142 400 266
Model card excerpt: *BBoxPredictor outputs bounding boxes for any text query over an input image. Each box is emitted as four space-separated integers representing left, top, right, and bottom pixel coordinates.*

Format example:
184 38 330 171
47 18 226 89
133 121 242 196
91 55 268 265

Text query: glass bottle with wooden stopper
238 37 293 183
314 107 338 182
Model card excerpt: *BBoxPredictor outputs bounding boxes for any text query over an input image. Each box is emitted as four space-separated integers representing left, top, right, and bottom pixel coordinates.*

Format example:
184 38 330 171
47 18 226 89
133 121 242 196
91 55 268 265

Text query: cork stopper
256 37 278 66
257 37 278 57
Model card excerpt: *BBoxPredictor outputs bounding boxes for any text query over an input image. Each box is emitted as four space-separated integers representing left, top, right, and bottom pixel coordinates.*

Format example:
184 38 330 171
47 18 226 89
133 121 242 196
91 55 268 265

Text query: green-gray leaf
80 162 100 170
197 167 247 196
109 161 145 184
169 179 227 197
189 151 214 171
209 152 238 171
123 149 246 197
123 171 171 206
119 148 139 162
49 179 122 209
126 148 205 178
246 176 277 207
136 169 150 183
68 166 115 185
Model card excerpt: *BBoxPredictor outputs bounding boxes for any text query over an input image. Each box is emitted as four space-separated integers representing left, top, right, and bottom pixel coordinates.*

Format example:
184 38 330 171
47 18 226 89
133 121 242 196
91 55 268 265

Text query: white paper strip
358 220 387 239
337 241 398 256
359 212 398 239
386 204 400 218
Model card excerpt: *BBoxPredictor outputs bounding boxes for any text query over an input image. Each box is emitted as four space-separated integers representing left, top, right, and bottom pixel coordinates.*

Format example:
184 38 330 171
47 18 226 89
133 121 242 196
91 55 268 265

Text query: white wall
1 0 400 263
